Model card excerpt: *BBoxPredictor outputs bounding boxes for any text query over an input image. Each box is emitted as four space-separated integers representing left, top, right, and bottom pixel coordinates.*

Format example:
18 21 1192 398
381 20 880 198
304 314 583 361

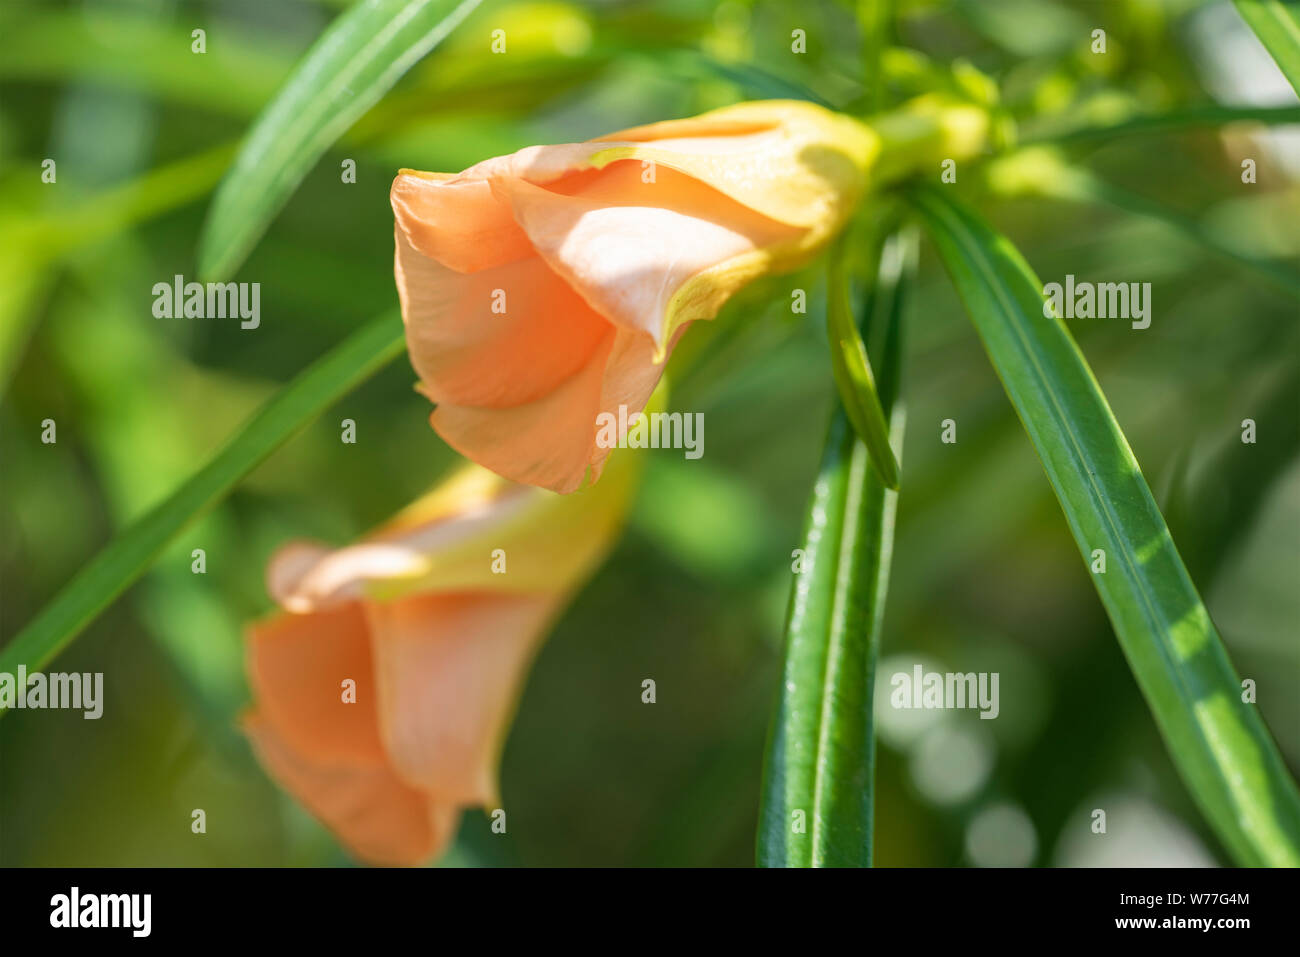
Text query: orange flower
391 100 885 493
242 443 641 866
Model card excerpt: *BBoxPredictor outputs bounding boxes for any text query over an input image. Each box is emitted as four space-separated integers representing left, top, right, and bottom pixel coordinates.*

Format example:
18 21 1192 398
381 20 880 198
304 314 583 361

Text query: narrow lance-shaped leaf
910 186 1300 868
1234 0 1300 97
758 233 912 867
198 0 485 280
827 242 901 490
1023 103 1300 145
1051 166 1300 298
0 313 406 691
657 51 833 108
985 147 1300 297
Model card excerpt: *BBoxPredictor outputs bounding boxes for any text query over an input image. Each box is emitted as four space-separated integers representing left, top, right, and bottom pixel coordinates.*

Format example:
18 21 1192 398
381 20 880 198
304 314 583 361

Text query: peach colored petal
265 541 333 609
391 172 532 273
391 144 613 273
591 100 877 231
430 331 614 493
598 324 685 415
394 226 608 409
584 326 682 484
364 592 561 806
245 603 384 764
264 450 640 606
594 113 777 143
493 163 799 348
244 711 459 867
268 540 431 612
264 488 535 610
456 142 610 185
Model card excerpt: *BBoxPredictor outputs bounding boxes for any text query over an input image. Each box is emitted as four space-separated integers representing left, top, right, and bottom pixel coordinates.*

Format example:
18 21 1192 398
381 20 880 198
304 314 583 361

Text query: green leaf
654 50 833 108
0 313 406 690
988 148 1300 297
198 0 485 280
758 234 911 868
1059 171 1300 298
1024 103 1300 145
909 186 1300 868
1234 0 1300 97
827 243 900 490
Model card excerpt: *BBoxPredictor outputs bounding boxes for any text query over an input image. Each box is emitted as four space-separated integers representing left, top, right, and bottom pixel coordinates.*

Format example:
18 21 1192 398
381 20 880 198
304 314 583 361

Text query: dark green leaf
910 186 1300 867
758 234 911 867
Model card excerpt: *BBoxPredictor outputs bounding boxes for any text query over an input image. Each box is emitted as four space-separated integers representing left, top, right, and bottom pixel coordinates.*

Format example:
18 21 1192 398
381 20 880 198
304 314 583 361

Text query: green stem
758 232 912 867
858 0 890 111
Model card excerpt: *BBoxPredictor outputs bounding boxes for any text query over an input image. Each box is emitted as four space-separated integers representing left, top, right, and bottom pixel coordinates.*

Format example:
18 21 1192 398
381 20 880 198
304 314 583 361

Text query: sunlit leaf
1234 0 1300 96
198 0 485 280
911 186 1300 868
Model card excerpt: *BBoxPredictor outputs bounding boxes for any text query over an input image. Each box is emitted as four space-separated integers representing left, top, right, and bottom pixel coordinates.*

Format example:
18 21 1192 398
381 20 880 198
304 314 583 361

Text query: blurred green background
1 0 1297 866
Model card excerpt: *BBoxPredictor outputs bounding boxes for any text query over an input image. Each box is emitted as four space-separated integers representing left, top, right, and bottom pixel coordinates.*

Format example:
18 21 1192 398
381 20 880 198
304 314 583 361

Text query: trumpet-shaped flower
391 100 892 493
242 438 642 866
